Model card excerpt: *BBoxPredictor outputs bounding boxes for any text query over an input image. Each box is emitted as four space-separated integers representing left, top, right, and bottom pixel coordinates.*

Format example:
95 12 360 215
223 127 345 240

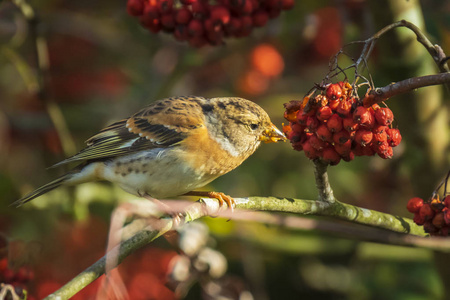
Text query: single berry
175 8 193 25
327 114 343 133
333 130 351 145
375 107 394 126
161 13 176 29
309 135 326 151
328 99 339 111
316 124 333 143
322 147 341 165
337 100 352 117
354 129 373 146
353 106 371 125
343 117 359 132
281 0 295 10
419 203 435 221
341 151 355 162
432 212 446 229
374 142 393 159
372 125 388 144
334 140 352 156
188 19 204 36
444 195 450 208
303 141 320 160
407 197 424 213
291 122 304 134
326 83 342 100
413 212 425 225
316 106 333 121
306 116 320 132
423 221 439 234
252 10 269 27
386 128 402 147
210 5 231 25
127 0 145 16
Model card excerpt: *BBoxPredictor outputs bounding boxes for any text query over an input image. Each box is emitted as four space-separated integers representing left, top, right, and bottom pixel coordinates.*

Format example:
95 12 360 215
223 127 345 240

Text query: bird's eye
250 123 259 130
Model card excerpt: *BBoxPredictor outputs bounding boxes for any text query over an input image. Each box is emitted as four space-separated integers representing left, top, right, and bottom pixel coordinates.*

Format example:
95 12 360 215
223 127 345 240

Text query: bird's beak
259 123 287 143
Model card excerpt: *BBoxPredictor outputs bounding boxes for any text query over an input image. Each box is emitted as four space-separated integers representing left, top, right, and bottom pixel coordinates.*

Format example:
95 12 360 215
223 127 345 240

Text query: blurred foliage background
0 0 449 299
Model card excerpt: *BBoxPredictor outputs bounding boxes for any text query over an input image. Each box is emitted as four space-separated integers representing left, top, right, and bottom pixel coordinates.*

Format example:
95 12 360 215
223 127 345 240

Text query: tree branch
364 72 450 106
313 160 336 203
43 196 427 300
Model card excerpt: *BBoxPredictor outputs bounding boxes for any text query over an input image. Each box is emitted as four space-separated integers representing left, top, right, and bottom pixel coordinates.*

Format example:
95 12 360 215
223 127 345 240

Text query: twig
313 160 336 203
43 196 426 300
364 72 450 106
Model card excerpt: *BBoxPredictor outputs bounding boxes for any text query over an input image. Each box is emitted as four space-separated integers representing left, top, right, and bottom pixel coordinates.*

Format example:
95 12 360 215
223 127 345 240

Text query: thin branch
43 196 427 300
364 72 450 106
313 160 336 203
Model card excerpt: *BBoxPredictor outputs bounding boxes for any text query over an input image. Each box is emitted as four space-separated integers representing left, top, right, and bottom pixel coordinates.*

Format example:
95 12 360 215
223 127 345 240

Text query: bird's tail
11 174 71 207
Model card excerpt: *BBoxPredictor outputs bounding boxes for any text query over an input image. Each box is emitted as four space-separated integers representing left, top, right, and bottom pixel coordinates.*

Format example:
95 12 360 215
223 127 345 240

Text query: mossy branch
44 196 430 300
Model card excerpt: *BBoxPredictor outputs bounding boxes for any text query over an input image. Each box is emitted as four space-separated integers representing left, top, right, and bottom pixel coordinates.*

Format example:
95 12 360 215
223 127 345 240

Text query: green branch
44 196 427 300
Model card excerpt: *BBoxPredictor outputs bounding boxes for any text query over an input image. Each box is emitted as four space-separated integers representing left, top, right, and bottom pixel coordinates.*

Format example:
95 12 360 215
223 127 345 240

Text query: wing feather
50 96 206 168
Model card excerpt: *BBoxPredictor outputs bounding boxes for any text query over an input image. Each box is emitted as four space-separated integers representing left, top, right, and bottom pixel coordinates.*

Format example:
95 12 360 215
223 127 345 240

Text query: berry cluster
126 0 294 47
283 82 402 165
0 258 35 300
407 195 450 236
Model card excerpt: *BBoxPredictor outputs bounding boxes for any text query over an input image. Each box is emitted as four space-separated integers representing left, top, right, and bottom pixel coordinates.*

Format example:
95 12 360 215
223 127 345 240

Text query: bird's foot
142 194 183 228
183 191 236 213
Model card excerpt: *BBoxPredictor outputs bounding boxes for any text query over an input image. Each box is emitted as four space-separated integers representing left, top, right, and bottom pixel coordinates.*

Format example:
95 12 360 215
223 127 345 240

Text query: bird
12 96 286 209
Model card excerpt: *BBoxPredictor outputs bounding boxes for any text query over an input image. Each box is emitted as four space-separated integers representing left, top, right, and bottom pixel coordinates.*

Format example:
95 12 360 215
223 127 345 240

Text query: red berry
341 151 355 162
4 268 14 282
281 0 294 10
372 142 392 159
291 122 304 133
295 110 307 125
316 106 333 121
192 2 209 19
333 130 351 145
343 117 359 132
161 13 175 29
188 19 204 36
225 17 242 36
419 203 435 221
303 141 320 160
353 106 370 124
175 8 193 24
237 16 253 36
206 29 224 45
413 212 425 225
337 100 352 117
423 221 439 234
327 114 343 133
328 99 339 111
444 208 450 225
326 83 342 100
252 10 269 27
334 140 352 156
316 124 333 143
306 116 319 132
407 197 424 213
158 0 174 14
309 135 326 151
354 129 373 146
127 0 145 16
386 128 402 147
322 147 341 165
375 107 394 126
210 5 231 25
372 125 388 144
444 195 450 208
432 212 446 228
361 144 375 156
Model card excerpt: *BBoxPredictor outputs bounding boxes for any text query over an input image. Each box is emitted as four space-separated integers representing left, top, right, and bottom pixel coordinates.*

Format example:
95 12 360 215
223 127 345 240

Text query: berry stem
313 160 336 203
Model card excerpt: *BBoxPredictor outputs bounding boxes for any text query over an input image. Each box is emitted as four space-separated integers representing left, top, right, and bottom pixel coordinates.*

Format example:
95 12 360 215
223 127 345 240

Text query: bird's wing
51 96 206 167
